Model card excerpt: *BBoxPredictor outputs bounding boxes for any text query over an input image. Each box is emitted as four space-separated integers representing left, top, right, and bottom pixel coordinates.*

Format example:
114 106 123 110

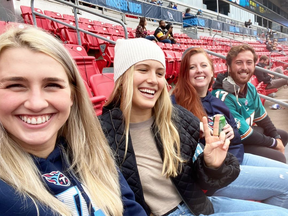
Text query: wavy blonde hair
0 26 123 215
106 66 183 178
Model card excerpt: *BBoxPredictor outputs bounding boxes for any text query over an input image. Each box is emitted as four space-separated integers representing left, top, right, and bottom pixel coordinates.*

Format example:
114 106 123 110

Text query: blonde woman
0 26 146 216
99 38 288 215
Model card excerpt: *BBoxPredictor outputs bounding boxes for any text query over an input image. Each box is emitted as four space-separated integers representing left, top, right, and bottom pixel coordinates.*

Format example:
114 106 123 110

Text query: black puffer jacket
99 104 240 216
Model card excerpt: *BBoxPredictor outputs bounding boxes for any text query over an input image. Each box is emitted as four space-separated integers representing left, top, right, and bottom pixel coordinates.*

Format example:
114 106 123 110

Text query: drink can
213 114 226 133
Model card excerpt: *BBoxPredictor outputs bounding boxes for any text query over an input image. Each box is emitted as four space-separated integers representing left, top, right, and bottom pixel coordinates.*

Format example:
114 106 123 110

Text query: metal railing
30 0 128 46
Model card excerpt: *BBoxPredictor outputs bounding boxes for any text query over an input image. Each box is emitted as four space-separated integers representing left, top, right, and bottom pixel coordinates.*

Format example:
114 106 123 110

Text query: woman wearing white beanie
100 38 288 216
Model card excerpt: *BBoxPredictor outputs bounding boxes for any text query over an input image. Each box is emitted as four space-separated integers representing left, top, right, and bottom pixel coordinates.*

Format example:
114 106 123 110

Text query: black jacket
254 63 272 84
99 104 240 216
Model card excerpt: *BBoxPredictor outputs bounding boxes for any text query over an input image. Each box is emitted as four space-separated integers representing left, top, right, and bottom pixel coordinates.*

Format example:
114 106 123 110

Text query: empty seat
163 50 176 83
20 6 50 31
83 80 106 116
90 73 115 103
64 44 100 85
44 10 66 34
0 21 6 34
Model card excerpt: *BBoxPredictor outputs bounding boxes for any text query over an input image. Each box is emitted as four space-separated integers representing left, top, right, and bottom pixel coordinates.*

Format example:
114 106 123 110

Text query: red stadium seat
63 14 76 22
0 21 7 34
60 22 88 46
64 44 101 85
163 50 176 83
90 73 115 103
250 75 278 104
78 17 94 25
20 6 50 31
174 51 182 82
83 80 106 116
93 25 110 35
44 10 66 34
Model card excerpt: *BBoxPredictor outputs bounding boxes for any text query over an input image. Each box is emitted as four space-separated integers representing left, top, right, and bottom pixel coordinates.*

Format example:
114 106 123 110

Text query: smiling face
0 48 73 158
228 50 255 90
131 60 165 121
188 53 213 97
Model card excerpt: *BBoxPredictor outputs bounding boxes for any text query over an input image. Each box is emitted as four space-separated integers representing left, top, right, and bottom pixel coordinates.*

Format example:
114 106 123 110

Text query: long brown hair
173 47 212 120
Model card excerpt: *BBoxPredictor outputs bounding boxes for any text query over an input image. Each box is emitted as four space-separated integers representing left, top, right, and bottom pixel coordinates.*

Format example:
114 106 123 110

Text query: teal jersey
212 82 267 140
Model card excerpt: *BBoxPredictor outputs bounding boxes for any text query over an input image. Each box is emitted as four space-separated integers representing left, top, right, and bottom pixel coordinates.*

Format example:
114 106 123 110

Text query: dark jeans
244 126 288 163
266 78 288 89
159 39 172 43
145 35 156 41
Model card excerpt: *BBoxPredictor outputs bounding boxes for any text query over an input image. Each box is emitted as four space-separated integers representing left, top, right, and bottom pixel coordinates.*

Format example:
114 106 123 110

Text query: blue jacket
0 138 146 216
171 93 244 163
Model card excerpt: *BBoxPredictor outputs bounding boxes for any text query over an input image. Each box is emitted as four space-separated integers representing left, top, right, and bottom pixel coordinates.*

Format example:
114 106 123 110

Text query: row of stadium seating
2 6 287 113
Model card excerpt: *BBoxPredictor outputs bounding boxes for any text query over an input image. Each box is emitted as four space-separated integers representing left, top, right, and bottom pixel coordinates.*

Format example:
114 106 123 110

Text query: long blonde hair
0 26 123 215
106 66 183 178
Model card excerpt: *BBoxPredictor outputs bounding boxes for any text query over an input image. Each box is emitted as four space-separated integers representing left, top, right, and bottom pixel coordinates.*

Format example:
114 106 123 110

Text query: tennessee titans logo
42 171 70 186
167 11 174 20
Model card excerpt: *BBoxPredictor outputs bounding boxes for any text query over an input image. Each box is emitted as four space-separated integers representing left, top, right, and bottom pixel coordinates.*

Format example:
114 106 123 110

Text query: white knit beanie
113 38 166 82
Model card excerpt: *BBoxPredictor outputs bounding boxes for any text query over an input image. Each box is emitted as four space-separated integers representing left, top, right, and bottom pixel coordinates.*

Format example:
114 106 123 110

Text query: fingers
202 116 211 138
226 132 234 140
220 131 230 150
213 115 220 136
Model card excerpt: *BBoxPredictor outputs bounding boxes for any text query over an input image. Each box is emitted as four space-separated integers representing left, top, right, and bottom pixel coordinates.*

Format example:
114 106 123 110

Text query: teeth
19 115 52 125
195 77 205 80
140 89 155 95
31 118 36 125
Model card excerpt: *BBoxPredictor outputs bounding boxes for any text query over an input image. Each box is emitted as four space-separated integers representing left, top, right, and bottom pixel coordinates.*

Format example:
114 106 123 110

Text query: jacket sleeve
194 152 240 191
254 69 271 84
120 171 148 216
174 105 240 192
0 180 53 215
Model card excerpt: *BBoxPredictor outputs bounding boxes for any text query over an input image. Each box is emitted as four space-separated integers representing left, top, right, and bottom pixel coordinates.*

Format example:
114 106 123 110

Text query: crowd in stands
2 3 288 215
184 8 202 17
244 19 252 28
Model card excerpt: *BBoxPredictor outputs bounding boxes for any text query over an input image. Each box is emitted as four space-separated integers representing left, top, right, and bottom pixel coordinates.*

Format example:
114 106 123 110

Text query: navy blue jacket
0 138 146 216
171 93 244 163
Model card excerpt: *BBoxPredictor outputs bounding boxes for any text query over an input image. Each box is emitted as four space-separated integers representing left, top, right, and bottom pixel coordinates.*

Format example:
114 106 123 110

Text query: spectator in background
154 20 173 44
165 23 177 44
244 19 252 28
212 45 288 163
184 8 194 17
196 9 202 16
157 0 163 6
266 28 274 40
172 3 177 10
266 39 274 52
255 55 288 89
135 17 156 41
150 0 157 4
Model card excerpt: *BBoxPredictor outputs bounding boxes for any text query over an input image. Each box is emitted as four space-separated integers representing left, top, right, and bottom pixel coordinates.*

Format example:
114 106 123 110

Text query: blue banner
143 3 160 19
83 0 182 23
160 7 182 23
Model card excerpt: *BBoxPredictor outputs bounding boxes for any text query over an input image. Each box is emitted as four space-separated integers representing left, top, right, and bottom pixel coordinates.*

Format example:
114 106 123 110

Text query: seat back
0 21 6 35
64 44 100 85
90 73 114 100
20 6 50 31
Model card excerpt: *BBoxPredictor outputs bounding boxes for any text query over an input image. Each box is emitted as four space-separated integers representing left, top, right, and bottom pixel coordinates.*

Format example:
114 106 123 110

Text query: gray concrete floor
263 87 288 162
